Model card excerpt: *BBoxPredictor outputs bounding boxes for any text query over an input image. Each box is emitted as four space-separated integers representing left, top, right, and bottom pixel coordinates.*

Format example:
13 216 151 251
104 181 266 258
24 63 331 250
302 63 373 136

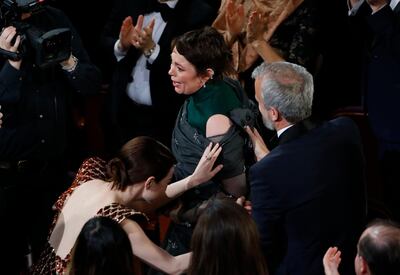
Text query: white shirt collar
162 0 178 8
390 0 400 10
277 124 294 138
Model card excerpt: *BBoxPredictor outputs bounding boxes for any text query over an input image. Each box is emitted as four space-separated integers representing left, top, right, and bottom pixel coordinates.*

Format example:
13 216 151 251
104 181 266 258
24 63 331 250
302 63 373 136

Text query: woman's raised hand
226 0 245 39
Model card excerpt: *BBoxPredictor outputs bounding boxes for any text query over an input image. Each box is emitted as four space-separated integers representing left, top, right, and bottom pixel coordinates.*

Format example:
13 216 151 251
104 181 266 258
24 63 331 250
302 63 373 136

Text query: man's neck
275 119 291 132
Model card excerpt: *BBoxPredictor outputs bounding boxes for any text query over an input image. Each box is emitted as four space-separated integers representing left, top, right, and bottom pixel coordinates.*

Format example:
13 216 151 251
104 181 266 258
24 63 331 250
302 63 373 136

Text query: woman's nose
168 65 174 76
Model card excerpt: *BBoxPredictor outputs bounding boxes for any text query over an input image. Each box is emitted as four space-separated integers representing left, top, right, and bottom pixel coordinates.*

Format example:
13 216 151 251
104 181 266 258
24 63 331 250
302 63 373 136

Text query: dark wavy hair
172 26 234 80
69 216 134 275
188 198 268 275
106 136 176 190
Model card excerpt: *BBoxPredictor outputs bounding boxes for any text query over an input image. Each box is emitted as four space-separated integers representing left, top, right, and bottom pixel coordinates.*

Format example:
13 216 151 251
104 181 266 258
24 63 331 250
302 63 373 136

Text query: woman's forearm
251 40 284 63
165 175 195 198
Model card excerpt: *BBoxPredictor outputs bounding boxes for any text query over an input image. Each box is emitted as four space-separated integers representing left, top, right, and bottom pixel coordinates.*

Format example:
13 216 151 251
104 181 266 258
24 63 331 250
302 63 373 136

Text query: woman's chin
174 87 184 94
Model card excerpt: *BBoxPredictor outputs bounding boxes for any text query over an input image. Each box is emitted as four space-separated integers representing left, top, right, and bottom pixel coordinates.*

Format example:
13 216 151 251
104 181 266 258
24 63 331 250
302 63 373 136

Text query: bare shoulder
120 218 143 234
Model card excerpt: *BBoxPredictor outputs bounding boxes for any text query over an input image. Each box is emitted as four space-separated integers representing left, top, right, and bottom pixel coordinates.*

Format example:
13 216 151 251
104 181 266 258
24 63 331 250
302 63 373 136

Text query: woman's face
169 47 207 95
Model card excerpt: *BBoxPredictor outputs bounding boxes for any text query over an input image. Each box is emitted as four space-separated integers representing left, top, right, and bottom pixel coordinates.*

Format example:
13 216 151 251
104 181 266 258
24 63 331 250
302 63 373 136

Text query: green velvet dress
187 80 241 135
166 78 257 256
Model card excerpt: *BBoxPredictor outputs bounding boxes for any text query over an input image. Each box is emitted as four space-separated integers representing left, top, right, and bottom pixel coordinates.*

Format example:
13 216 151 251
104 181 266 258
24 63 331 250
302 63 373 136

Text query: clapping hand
119 15 155 53
246 10 267 46
323 247 341 275
226 0 245 39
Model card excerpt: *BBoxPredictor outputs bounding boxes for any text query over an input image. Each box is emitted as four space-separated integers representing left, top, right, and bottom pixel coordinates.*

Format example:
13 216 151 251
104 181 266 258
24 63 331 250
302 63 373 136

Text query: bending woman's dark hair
69 216 134 275
106 136 176 190
188 198 268 275
171 26 234 79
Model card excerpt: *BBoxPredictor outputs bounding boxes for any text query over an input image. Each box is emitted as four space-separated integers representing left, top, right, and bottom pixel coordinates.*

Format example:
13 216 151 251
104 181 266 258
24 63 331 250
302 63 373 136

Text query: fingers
227 0 235 9
12 35 20 50
210 163 223 177
252 127 263 140
135 15 144 31
0 27 18 50
238 3 244 16
236 196 252 215
121 16 133 32
200 142 223 176
244 125 257 140
323 247 342 265
202 142 221 159
324 247 336 259
209 142 222 157
236 196 245 206
145 18 155 33
244 126 264 143
201 142 214 158
244 200 252 215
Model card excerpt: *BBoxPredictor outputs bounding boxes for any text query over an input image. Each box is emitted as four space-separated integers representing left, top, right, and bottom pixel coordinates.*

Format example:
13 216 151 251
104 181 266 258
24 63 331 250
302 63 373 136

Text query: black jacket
0 6 101 160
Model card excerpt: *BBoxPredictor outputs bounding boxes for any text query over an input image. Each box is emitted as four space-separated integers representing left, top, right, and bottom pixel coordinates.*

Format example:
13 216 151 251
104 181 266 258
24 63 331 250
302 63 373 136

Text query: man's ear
144 176 156 190
358 255 370 274
269 106 280 121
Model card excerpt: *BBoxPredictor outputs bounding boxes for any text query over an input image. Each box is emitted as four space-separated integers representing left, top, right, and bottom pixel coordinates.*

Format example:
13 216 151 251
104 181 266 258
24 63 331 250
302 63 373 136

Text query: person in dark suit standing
100 0 220 153
245 61 367 275
349 0 400 221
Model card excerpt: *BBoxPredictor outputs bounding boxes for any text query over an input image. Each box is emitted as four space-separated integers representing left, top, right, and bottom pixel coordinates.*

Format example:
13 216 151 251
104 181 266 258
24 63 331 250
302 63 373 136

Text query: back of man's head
358 219 400 275
251 61 314 124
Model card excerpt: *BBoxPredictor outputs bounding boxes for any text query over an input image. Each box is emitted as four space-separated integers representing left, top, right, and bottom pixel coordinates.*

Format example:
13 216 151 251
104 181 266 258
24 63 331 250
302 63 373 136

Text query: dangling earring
209 69 214 80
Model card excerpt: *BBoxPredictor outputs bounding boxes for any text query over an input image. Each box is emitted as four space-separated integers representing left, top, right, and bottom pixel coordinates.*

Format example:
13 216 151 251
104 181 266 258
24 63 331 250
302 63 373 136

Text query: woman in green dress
164 26 257 256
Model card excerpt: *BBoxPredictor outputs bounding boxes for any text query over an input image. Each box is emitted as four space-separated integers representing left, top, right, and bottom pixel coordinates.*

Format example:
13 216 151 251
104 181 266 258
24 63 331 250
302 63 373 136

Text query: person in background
323 219 400 275
0 2 101 272
246 61 366 274
188 197 268 275
348 0 400 222
31 136 223 275
212 0 319 98
69 216 136 275
100 0 220 153
212 0 320 147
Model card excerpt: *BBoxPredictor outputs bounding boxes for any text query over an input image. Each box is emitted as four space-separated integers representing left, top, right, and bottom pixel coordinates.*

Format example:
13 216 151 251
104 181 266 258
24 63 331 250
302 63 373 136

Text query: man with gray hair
246 62 367 275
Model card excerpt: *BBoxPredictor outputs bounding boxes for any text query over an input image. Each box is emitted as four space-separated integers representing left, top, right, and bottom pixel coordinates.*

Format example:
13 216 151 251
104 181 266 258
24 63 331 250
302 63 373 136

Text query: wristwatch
144 43 156 58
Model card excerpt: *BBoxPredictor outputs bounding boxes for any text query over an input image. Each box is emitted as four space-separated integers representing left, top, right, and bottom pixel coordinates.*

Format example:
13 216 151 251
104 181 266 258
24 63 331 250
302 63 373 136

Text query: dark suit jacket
351 3 400 152
250 117 366 275
365 5 400 151
100 0 219 149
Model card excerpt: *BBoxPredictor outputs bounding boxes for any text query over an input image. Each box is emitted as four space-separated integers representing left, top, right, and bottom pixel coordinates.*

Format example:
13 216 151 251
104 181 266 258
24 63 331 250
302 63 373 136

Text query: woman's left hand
189 143 223 188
